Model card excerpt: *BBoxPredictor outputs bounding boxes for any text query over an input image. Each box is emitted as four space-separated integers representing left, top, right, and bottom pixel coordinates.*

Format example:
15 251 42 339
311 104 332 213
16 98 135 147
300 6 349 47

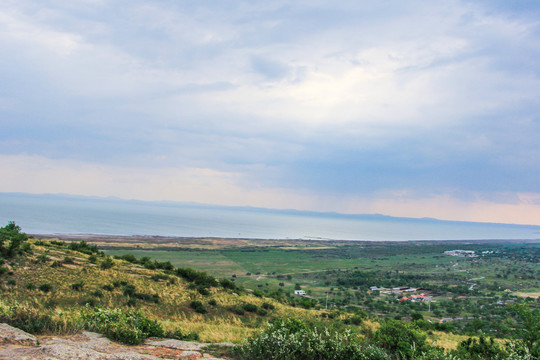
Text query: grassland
3 232 539 355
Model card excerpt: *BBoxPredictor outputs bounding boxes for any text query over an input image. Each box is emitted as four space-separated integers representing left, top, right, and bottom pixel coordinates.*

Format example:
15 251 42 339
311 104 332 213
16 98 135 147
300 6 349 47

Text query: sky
1 0 540 225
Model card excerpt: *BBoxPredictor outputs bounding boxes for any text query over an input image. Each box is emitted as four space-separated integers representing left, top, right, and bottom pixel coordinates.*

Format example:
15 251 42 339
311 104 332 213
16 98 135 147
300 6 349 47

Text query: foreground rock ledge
0 323 229 360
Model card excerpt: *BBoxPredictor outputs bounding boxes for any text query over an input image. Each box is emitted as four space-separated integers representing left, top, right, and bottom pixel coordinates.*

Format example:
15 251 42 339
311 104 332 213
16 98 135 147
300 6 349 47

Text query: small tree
0 222 28 258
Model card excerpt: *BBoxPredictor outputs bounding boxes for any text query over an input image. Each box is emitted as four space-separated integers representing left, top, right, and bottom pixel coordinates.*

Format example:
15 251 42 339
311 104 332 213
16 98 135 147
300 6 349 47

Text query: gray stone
0 323 39 346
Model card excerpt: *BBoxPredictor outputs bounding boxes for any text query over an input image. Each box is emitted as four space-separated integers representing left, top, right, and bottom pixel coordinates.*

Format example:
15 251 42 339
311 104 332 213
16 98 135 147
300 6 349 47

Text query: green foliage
70 281 84 291
220 278 238 290
242 303 258 313
81 306 163 345
511 303 540 358
189 300 207 314
38 284 52 293
100 256 115 269
166 328 200 341
372 319 431 359
235 318 391 360
0 304 80 334
452 336 506 360
175 267 217 288
0 222 28 258
68 241 100 255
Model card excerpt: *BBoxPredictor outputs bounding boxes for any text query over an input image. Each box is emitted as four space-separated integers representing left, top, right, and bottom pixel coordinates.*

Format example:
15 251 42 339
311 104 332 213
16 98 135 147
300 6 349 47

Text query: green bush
242 303 258 313
208 299 217 306
100 257 115 269
235 318 390 360
166 328 200 341
81 307 163 345
0 222 29 258
0 304 80 335
189 300 207 314
372 319 431 359
38 284 52 293
71 281 84 291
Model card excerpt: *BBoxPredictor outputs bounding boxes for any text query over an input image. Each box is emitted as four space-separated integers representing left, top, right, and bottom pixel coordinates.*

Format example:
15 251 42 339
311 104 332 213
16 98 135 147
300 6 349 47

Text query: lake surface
1 192 539 241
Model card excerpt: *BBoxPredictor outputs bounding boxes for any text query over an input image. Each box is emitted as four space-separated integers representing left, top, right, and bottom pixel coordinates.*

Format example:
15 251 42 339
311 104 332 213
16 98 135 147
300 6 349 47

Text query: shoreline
31 233 540 245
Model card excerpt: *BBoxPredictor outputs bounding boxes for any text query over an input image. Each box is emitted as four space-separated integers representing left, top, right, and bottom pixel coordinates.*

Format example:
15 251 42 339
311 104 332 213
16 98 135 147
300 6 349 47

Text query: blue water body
1 192 539 241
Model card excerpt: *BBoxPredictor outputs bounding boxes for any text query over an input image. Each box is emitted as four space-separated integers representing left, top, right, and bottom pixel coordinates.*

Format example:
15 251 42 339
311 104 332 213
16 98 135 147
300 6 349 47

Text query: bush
452 336 506 360
68 241 99 255
176 267 218 288
234 318 389 360
242 303 258 313
220 278 237 290
71 281 84 291
372 319 430 359
262 302 275 310
189 301 207 314
38 284 52 293
0 222 29 258
166 328 200 341
100 257 115 269
0 304 80 334
81 307 163 345
208 299 217 306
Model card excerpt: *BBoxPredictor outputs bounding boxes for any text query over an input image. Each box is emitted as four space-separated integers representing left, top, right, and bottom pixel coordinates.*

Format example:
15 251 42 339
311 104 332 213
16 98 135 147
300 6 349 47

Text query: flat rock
0 325 228 360
145 339 209 351
0 323 39 346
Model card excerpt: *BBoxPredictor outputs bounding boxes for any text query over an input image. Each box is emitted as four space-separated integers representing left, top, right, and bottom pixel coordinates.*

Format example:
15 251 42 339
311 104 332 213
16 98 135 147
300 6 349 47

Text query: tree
372 319 430 359
0 222 28 258
511 303 540 358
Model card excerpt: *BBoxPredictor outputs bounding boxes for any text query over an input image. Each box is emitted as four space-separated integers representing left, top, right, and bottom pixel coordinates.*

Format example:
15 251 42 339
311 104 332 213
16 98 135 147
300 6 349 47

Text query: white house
294 290 306 296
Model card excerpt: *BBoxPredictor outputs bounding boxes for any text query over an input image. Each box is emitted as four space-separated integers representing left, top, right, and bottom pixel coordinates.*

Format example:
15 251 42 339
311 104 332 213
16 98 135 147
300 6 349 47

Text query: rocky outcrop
0 323 230 360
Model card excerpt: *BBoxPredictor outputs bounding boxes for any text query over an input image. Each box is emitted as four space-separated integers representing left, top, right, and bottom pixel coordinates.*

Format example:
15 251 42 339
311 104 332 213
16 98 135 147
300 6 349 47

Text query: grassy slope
0 238 350 343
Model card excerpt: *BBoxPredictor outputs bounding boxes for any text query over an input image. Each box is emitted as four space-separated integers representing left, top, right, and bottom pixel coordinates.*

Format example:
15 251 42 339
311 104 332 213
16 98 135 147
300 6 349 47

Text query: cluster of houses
398 294 430 302
369 286 431 303
443 250 478 257
369 286 419 295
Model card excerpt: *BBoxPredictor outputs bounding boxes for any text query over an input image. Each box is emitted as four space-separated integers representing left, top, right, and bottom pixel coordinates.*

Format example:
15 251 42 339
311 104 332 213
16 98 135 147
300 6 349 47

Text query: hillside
1 223 539 360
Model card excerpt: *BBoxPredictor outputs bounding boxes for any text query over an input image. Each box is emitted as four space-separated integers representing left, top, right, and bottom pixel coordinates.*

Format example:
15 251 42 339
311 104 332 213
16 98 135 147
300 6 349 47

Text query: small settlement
369 286 431 302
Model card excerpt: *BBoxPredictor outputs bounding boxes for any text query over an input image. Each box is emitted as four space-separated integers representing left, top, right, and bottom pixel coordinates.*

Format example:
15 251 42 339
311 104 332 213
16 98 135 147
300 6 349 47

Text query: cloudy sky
1 0 540 225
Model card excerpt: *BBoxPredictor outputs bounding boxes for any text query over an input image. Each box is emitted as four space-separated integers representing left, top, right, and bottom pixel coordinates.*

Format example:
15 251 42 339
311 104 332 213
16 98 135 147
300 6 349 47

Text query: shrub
262 302 275 310
452 336 506 360
208 299 217 306
91 290 103 298
25 283 35 290
120 254 138 263
81 307 163 345
7 279 16 286
71 281 84 291
0 304 80 334
102 284 114 291
88 254 98 263
243 303 258 313
166 328 200 341
50 260 62 268
68 241 99 255
0 266 7 276
100 257 115 269
63 256 75 264
123 284 136 297
220 278 237 290
234 318 388 360
0 222 29 258
372 319 430 359
176 267 217 288
189 301 207 314
38 284 52 293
